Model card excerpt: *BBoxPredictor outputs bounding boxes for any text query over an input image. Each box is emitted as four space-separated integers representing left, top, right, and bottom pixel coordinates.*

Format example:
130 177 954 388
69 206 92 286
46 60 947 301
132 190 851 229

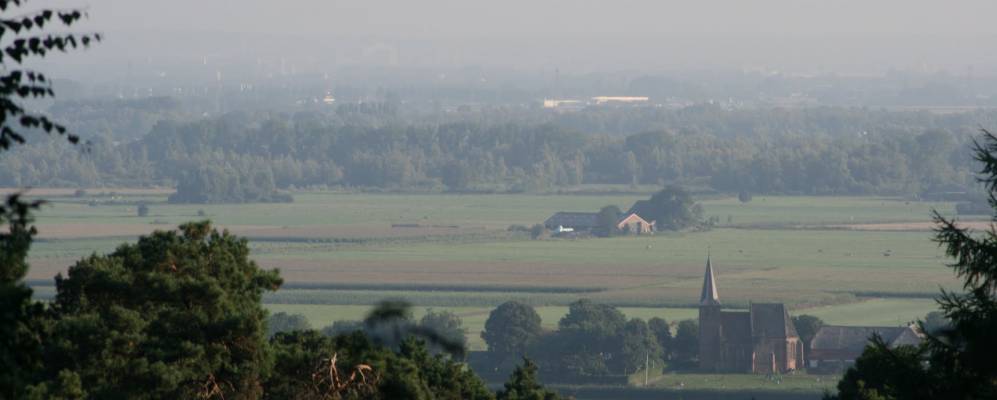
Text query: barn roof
810 325 921 352
627 200 655 221
543 212 599 229
616 212 651 226
750 303 799 339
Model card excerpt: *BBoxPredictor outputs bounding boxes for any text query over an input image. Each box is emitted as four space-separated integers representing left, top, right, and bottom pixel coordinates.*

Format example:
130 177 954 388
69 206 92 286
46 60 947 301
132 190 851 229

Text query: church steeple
700 254 721 306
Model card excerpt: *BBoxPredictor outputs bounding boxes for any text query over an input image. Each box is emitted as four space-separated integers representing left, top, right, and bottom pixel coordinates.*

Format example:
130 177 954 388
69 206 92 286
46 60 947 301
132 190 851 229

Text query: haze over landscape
2 1 997 399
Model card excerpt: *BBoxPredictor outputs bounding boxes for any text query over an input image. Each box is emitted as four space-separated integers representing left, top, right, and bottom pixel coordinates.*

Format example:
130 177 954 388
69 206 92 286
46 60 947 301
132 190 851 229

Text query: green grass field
22 189 960 352
25 191 963 231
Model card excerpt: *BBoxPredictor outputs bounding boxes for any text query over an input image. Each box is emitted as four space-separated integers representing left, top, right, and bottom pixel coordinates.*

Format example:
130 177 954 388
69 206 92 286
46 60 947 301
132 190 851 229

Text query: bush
738 190 753 203
530 224 547 240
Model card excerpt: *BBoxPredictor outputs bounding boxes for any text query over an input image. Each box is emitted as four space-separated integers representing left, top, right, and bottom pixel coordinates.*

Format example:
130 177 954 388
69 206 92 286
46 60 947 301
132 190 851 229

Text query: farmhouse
626 200 654 222
544 212 599 232
616 212 653 234
543 211 654 235
808 325 922 372
698 257 805 373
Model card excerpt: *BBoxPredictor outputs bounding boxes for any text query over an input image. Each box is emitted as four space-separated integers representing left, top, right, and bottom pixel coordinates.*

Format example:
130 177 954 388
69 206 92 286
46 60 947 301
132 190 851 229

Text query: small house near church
808 325 923 372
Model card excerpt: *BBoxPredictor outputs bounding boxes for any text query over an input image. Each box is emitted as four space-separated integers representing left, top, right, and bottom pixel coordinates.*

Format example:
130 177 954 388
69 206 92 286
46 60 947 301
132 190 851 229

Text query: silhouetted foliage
0 195 46 399
496 359 563 400
34 221 282 399
0 3 99 395
921 311 950 335
419 309 468 358
829 130 997 399
266 330 493 400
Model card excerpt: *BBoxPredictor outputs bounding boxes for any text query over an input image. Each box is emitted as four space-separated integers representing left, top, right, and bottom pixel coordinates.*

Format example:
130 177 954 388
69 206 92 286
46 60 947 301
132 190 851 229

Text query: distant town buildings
542 96 649 110
590 96 649 105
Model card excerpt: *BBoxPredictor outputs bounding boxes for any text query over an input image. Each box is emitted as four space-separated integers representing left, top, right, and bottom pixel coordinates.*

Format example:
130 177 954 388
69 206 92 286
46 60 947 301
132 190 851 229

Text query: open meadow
21 188 971 346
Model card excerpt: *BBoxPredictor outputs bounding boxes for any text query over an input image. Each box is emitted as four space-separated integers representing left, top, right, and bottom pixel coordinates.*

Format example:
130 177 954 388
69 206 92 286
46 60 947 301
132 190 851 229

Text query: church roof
750 303 799 339
720 311 753 343
699 255 721 306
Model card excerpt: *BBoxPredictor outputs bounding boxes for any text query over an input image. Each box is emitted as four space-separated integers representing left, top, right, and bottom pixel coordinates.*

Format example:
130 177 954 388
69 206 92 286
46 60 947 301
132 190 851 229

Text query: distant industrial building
590 96 649 105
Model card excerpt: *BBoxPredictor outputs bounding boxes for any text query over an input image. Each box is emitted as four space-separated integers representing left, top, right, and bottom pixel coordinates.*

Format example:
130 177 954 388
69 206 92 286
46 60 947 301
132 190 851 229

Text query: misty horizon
37 0 997 80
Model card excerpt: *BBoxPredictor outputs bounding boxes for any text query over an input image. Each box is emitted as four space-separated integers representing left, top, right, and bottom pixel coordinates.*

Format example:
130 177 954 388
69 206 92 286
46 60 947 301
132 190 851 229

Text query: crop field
20 188 966 346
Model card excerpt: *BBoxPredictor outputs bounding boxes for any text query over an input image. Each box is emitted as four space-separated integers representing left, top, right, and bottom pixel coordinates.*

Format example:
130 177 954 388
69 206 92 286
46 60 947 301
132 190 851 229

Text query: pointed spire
700 253 721 306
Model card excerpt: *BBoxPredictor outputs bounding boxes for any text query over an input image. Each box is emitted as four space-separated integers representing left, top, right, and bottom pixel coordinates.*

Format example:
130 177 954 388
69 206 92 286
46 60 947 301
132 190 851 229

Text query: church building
697 256 804 373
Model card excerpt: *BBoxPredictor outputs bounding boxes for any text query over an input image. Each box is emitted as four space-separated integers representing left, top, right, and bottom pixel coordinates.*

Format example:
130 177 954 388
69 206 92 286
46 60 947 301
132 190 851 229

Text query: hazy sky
44 1 997 76
86 0 997 37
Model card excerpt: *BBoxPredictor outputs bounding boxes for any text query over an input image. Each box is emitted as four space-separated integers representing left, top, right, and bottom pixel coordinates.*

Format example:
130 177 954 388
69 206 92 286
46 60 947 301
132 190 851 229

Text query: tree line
0 106 986 201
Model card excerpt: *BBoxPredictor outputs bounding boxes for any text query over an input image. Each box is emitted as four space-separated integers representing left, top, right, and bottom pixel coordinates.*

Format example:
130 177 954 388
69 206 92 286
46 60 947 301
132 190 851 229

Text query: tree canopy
35 221 282 399
482 301 544 359
643 185 701 230
829 130 997 399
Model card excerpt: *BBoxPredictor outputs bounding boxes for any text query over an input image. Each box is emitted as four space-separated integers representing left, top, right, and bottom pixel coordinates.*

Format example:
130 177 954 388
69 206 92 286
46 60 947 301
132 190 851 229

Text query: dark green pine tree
496 359 562 400
0 196 47 399
35 222 282 399
0 2 101 396
830 130 997 400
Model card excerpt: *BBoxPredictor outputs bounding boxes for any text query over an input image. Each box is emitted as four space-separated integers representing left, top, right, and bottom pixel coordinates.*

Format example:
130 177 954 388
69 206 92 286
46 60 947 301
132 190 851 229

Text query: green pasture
803 298 940 326
24 191 963 341
30 225 956 307
257 227 956 306
29 191 962 231
700 195 958 226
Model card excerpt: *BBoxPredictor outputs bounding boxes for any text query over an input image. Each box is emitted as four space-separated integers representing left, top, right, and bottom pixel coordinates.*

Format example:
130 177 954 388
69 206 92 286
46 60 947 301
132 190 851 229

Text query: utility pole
644 352 649 386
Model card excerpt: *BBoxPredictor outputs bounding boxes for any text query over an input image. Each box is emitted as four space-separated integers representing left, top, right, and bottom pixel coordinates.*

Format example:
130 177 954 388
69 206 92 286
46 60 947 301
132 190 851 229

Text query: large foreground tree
830 131 997 400
0 2 99 397
35 222 282 399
